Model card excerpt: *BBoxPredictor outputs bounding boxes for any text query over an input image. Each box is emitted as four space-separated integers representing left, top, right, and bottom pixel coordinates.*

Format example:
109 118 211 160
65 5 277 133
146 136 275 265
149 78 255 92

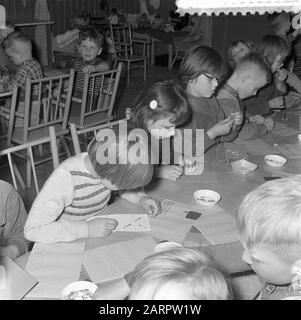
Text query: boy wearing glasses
179 46 242 155
217 52 274 141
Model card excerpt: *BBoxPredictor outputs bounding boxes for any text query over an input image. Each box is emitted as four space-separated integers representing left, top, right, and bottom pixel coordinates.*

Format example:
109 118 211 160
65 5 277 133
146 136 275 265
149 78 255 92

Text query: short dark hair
179 46 228 83
228 39 255 68
78 27 104 47
235 52 272 83
133 80 191 131
88 125 154 190
255 34 289 65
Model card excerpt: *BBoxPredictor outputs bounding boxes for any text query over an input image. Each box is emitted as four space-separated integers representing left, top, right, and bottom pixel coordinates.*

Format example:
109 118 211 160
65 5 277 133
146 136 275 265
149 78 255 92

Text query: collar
263 282 301 295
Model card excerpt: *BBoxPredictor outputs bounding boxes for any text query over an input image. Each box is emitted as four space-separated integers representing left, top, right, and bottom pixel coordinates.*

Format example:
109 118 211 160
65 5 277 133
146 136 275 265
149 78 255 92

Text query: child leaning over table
236 175 301 300
24 126 161 244
0 32 43 127
0 180 29 260
217 52 275 141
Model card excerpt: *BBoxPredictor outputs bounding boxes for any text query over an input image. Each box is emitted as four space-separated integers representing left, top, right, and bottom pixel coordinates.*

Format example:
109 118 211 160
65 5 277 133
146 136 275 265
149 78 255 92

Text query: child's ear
98 48 102 56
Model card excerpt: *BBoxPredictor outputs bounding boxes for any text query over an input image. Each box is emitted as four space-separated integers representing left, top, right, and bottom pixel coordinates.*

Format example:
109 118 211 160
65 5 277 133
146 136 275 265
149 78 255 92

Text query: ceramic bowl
193 189 221 207
264 155 287 167
61 281 98 300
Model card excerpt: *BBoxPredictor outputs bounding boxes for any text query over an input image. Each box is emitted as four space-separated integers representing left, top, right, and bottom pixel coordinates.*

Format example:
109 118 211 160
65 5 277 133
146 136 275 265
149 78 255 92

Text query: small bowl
61 281 98 300
193 189 221 207
264 155 287 167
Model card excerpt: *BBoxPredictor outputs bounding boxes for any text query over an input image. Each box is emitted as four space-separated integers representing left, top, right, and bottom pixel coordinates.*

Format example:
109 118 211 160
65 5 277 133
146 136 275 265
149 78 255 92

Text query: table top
12 19 54 27
134 28 189 43
16 104 301 299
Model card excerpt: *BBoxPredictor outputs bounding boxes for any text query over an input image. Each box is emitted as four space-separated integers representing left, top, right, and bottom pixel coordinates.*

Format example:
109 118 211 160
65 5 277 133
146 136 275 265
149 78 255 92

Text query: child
1 32 43 126
133 80 191 181
129 247 233 300
71 27 110 96
109 8 119 25
228 39 254 70
217 52 274 141
0 180 29 260
0 23 16 74
243 35 290 116
179 45 242 156
236 175 301 300
24 126 161 243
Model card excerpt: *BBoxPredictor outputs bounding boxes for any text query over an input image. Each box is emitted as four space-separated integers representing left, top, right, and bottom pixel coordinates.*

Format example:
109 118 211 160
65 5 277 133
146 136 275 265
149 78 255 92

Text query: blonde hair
236 175 301 259
129 247 232 300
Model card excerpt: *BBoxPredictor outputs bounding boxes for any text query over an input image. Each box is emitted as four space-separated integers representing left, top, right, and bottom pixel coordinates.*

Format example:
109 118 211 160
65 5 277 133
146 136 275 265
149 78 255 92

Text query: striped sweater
24 153 112 243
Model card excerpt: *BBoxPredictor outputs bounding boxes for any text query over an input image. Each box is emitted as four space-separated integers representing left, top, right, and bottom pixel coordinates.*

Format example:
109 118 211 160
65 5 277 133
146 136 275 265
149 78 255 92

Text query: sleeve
217 98 240 117
24 168 89 243
243 96 270 116
2 186 29 256
286 72 301 94
7 68 28 91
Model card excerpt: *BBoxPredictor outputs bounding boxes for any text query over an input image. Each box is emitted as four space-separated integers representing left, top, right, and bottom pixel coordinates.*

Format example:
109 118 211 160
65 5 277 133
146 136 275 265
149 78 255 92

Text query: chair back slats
0 126 61 193
78 63 122 128
109 23 134 58
3 86 18 146
15 70 75 144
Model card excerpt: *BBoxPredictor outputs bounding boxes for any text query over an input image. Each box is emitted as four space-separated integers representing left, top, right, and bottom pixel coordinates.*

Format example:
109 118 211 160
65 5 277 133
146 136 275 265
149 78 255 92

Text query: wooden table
16 105 301 299
13 18 54 67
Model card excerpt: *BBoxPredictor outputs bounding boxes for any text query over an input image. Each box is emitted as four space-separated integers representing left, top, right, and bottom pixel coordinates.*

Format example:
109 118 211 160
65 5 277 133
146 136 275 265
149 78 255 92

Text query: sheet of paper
88 214 150 232
272 122 300 137
193 207 239 245
237 139 276 156
150 199 199 243
25 242 85 299
273 144 301 158
0 257 38 300
83 236 156 284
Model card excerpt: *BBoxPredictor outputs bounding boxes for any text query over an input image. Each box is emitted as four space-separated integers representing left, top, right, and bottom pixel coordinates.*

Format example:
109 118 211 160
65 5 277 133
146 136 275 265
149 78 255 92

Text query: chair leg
60 136 72 158
38 144 44 157
144 59 147 81
127 61 130 84
26 148 32 188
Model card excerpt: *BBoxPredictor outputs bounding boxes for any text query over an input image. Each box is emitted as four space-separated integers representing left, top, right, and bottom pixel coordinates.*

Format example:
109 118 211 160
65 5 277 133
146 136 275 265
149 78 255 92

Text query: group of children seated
1 11 301 300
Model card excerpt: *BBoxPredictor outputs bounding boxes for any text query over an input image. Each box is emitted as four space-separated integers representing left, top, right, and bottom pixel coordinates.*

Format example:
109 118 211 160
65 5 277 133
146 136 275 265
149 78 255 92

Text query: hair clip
149 100 158 110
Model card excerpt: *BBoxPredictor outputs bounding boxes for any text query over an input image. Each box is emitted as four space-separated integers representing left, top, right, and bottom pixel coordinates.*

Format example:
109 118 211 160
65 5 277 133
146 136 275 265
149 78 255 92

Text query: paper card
150 199 200 243
0 257 38 300
185 211 202 220
231 159 258 175
272 122 300 137
83 236 156 284
193 207 239 245
25 242 85 299
264 176 282 181
273 144 301 158
88 214 150 232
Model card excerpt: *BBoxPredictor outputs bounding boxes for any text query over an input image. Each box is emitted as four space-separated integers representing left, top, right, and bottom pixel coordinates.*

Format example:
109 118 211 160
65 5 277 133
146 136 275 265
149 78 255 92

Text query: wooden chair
68 63 122 130
70 119 127 155
0 126 61 194
109 23 147 84
7 70 75 187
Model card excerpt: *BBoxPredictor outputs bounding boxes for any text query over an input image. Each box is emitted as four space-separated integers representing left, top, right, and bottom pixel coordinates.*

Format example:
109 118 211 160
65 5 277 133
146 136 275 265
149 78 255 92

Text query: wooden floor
0 63 180 211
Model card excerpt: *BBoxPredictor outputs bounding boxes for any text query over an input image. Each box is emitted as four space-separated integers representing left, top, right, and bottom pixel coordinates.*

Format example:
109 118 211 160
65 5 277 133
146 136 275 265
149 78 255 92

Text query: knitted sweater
24 153 111 243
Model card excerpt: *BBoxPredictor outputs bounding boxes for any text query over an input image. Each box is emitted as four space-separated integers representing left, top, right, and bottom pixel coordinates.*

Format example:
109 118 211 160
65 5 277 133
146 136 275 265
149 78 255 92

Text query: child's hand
139 196 161 217
249 114 265 125
87 217 118 238
82 65 95 75
207 116 234 139
263 118 275 131
157 165 183 181
276 68 288 82
268 96 285 109
230 111 243 126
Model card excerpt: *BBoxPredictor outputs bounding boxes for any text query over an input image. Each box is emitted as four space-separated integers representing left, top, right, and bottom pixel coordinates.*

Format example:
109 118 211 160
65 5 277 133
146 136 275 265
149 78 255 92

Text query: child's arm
82 60 110 75
24 168 89 243
285 71 301 94
0 185 29 259
120 189 161 217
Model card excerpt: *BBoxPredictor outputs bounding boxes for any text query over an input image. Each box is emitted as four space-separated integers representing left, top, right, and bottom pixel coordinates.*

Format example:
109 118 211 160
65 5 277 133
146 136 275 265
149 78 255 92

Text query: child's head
87 125 154 191
179 45 228 98
268 11 291 35
231 52 272 100
129 247 232 300
3 31 32 65
228 39 254 69
236 175 301 285
77 28 104 62
110 7 117 15
255 34 289 73
133 81 191 139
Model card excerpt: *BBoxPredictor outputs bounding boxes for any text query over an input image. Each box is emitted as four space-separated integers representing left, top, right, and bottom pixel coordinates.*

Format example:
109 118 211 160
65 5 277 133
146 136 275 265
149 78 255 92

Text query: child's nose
242 249 252 265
